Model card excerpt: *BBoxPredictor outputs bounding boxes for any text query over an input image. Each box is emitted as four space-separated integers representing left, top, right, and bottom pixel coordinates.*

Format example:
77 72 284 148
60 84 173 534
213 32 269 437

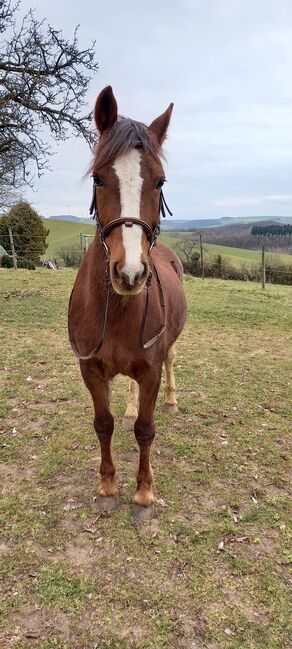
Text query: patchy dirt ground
0 269 291 649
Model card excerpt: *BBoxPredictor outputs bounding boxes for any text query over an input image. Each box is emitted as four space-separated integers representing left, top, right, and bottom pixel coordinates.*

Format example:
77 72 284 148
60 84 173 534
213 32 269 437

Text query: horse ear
94 86 118 133
148 103 174 145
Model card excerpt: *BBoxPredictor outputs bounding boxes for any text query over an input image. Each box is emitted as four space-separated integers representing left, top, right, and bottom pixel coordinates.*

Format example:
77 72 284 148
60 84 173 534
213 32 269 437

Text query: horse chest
98 338 151 378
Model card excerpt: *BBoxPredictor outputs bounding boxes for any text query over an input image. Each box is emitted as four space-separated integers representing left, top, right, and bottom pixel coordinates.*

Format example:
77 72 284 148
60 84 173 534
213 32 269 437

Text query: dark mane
91 117 163 172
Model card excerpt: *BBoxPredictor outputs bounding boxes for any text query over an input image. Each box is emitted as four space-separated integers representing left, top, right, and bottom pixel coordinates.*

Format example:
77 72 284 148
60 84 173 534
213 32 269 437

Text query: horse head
91 86 173 296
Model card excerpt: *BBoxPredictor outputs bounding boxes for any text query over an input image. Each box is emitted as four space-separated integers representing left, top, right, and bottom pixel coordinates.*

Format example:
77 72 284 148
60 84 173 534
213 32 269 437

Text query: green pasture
44 219 96 257
1 269 291 649
203 242 291 268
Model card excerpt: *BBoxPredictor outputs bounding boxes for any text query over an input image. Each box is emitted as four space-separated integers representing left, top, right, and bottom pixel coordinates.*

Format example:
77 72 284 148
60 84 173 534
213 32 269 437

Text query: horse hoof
163 403 178 414
96 495 119 512
132 503 154 522
122 415 137 429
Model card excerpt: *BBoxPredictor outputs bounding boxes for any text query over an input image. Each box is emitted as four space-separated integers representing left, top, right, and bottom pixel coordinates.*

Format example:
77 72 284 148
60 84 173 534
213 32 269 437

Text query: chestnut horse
68 86 186 517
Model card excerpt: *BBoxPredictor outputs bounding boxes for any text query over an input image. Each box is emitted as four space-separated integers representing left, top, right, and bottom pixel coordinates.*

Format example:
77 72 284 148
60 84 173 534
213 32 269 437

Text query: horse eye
156 178 165 189
93 175 103 187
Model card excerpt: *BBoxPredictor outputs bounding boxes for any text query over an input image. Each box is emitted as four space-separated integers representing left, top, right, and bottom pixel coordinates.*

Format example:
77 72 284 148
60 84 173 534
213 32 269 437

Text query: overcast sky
19 0 292 220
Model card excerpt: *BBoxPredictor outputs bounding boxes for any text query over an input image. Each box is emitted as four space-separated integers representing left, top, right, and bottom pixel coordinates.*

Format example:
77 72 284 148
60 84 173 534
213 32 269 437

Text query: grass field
45 219 292 269
1 269 291 648
44 219 96 257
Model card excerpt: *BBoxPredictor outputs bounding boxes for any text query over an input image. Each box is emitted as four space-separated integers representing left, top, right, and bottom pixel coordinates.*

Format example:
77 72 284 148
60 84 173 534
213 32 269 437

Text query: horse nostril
142 262 148 279
113 262 122 283
134 263 148 285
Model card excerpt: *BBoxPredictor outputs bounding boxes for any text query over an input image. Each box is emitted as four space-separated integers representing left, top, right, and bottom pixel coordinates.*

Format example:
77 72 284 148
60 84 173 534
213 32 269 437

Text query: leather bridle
68 176 173 360
89 175 172 254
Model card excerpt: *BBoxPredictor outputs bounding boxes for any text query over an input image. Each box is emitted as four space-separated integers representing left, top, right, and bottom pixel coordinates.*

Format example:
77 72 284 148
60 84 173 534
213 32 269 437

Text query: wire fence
1 230 292 286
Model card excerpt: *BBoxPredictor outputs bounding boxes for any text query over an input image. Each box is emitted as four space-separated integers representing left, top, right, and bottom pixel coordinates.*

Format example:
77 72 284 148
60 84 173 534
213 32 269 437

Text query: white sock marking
113 149 143 284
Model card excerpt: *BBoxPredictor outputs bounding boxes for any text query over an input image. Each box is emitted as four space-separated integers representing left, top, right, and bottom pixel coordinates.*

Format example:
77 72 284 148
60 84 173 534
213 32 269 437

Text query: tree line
191 222 292 253
251 224 292 236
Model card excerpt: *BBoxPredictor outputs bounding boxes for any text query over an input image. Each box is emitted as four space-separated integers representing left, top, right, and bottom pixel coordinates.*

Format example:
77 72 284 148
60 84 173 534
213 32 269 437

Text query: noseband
89 175 172 254
68 176 173 360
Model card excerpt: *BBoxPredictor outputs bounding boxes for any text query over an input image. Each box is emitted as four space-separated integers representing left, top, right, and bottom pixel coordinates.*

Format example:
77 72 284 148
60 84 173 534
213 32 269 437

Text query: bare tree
0 0 98 208
175 239 201 263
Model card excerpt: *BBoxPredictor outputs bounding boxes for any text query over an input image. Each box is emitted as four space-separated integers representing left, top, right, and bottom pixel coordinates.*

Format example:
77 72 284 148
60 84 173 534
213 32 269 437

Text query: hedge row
0 255 35 270
181 255 292 286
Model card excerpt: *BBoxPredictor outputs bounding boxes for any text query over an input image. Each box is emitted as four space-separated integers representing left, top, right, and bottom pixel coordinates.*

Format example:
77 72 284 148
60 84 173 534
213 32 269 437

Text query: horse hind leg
163 344 178 414
122 379 139 429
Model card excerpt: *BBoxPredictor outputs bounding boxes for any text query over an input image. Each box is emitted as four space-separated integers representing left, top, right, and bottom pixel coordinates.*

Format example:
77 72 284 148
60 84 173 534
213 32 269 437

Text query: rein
68 177 172 360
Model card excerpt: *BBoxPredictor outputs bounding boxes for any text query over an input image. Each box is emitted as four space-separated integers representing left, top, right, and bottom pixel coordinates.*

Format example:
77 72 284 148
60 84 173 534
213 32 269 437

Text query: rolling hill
45 214 292 228
46 214 91 223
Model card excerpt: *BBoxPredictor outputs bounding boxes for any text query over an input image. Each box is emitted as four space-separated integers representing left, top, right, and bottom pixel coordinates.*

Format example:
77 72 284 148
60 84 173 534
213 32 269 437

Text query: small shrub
1 255 13 268
265 262 292 285
17 257 35 270
57 244 82 267
1 255 35 269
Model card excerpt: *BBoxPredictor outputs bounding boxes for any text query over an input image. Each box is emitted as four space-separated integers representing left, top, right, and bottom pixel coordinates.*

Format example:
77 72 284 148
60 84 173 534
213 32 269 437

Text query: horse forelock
91 117 163 173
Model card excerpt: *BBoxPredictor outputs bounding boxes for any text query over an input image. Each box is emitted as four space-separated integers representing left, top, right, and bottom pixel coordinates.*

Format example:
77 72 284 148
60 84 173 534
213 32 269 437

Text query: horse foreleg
133 370 161 510
164 344 178 414
122 378 139 428
80 361 118 499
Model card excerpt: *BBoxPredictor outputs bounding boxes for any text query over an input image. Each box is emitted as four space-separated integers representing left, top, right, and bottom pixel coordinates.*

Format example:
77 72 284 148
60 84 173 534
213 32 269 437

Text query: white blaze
113 149 143 284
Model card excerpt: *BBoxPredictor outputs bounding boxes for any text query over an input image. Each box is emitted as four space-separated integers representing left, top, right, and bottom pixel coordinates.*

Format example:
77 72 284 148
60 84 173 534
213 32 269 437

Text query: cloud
19 0 292 219
212 195 292 209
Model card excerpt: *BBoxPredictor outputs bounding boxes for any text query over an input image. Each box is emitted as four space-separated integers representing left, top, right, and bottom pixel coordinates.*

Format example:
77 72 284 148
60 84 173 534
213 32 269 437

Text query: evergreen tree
251 223 292 237
0 201 49 263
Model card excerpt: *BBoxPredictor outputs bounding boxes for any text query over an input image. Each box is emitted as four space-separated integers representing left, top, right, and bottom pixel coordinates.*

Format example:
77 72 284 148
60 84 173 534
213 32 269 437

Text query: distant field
44 219 292 268
164 232 292 268
203 242 292 268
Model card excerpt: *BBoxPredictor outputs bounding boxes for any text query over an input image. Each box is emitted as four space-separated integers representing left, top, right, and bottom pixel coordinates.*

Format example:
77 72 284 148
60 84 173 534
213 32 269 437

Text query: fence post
261 244 266 290
8 227 17 269
199 233 204 279
79 233 83 259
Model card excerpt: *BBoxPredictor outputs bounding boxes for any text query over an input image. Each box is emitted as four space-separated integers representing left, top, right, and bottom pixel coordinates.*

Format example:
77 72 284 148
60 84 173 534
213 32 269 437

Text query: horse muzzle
111 260 149 295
